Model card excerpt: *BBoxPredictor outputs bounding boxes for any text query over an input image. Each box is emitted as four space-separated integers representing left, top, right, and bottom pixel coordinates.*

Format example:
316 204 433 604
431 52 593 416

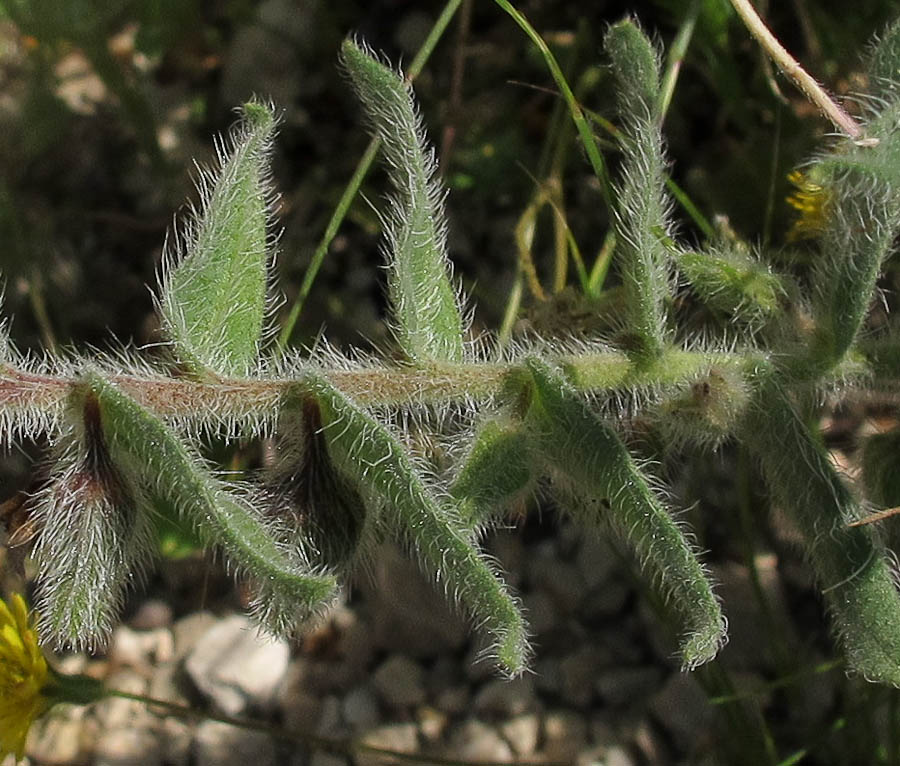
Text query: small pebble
500 713 540 757
543 709 589 762
342 684 381 729
447 719 513 762
185 615 290 716
372 654 427 708
418 706 449 742
193 722 277 766
94 728 163 766
474 676 536 718
129 599 174 630
358 722 419 765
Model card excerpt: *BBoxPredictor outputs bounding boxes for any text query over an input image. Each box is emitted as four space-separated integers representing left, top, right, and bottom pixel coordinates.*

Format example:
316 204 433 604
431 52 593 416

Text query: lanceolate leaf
866 17 900 103
605 18 661 119
301 372 529 675
341 38 466 364
160 102 278 377
745 379 900 685
82 371 338 635
450 418 534 529
605 20 674 361
522 357 727 669
675 249 786 328
808 119 900 372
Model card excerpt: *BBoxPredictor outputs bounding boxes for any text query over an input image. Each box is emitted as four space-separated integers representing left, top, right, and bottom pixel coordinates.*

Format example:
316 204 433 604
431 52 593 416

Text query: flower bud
33 390 154 650
268 395 367 569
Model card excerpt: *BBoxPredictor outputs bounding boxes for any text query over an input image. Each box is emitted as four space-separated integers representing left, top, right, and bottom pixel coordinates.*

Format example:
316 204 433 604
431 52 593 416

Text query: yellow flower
0 594 50 763
786 169 831 241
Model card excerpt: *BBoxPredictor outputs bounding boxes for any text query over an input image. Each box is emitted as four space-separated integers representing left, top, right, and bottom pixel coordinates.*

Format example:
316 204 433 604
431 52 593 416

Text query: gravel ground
5 494 803 766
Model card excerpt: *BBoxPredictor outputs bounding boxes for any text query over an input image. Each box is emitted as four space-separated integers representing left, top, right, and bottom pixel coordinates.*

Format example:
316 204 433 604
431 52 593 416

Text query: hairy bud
33 390 154 649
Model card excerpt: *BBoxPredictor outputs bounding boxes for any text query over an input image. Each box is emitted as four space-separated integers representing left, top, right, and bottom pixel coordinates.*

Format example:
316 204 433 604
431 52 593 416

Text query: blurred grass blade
658 0 702 121
160 102 277 377
492 0 614 210
341 39 466 364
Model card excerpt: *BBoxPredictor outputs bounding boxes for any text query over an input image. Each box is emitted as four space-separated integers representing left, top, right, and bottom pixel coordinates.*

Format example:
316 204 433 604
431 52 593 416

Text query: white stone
159 717 192 766
500 713 540 756
26 706 89 764
417 706 448 742
185 615 290 715
93 670 150 730
94 728 163 766
357 723 419 766
172 611 218 662
542 709 589 762
447 719 513 762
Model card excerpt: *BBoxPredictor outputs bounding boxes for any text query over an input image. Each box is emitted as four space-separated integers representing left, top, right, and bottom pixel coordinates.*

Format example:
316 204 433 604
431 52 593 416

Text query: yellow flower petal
786 169 831 242
0 595 50 763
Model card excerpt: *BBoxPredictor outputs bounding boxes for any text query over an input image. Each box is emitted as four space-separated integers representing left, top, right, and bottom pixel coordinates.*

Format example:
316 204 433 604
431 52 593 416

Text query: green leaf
160 101 277 377
866 17 900 103
450 418 534 529
604 20 674 361
340 38 466 364
302 371 530 675
605 18 661 118
745 379 900 685
676 249 786 327
522 357 727 669
82 371 338 636
803 103 900 373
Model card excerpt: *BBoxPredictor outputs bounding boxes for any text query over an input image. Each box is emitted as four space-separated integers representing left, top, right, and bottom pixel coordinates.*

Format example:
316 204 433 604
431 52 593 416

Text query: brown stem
728 0 870 143
1 349 755 425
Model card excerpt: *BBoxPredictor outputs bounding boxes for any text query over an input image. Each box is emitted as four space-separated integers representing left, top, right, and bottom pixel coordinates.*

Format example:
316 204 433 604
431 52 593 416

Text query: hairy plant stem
0 349 763 420
728 0 867 142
